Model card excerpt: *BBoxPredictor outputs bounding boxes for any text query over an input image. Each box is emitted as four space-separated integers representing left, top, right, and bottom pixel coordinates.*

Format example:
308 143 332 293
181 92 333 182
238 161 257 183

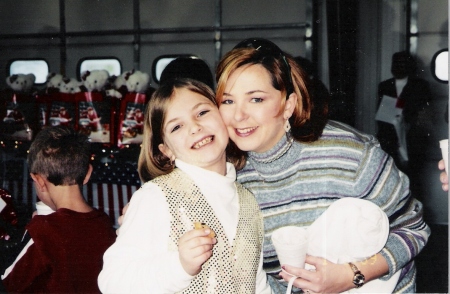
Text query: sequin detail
154 169 263 293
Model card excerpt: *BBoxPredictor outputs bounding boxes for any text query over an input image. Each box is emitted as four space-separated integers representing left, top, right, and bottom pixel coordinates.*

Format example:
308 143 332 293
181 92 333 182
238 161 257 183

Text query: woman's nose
233 104 248 122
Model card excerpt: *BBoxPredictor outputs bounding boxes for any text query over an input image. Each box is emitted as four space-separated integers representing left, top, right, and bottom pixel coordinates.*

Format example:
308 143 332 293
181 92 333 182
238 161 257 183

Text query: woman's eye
251 98 263 103
221 99 233 105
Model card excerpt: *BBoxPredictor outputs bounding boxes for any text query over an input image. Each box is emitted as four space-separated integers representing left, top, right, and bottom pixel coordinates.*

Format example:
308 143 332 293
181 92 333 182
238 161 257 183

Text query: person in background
160 57 215 90
294 56 330 124
1 126 116 293
214 38 429 293
438 159 448 191
98 79 271 293
376 51 432 201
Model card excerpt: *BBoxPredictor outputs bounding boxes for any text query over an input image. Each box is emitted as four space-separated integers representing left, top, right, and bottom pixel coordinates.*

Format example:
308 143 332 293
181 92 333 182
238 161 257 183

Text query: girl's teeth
193 136 213 149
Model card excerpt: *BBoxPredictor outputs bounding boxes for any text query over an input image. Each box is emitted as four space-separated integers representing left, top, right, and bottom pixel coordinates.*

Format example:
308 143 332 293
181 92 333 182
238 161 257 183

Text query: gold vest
153 168 263 293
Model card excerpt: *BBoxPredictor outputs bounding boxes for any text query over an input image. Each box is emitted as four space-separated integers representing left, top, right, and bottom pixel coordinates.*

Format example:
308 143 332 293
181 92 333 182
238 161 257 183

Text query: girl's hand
178 229 217 276
438 159 448 192
279 255 354 294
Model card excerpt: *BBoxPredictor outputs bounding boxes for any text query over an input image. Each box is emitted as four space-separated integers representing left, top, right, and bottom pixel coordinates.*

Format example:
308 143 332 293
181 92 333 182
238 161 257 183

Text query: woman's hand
438 159 448 192
178 229 217 276
279 256 355 294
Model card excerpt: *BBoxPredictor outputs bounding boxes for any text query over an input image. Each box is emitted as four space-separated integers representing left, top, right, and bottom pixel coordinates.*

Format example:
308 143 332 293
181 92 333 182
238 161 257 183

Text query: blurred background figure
376 51 432 200
159 57 214 90
294 56 330 135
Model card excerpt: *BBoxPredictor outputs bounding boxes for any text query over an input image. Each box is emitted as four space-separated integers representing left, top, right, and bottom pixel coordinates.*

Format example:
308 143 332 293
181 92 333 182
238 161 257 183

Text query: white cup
36 201 55 215
440 139 448 174
0 197 6 213
271 226 308 268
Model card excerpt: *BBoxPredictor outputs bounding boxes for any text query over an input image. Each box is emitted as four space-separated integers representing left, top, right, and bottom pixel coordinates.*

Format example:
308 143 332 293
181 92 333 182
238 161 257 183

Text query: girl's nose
190 122 202 134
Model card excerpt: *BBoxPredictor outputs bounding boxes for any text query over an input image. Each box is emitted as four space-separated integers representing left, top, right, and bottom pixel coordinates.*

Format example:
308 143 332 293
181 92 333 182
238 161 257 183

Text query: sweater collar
247 133 293 163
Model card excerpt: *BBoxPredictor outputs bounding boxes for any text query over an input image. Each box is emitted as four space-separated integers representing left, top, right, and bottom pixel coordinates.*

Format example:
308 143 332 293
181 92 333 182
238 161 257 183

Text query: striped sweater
236 120 430 294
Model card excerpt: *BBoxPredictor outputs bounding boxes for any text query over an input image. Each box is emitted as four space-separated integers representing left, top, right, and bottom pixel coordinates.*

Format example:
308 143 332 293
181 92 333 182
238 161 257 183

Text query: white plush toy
60 77 82 94
6 74 36 93
114 71 129 90
125 70 150 93
46 73 64 91
105 70 134 98
81 69 109 92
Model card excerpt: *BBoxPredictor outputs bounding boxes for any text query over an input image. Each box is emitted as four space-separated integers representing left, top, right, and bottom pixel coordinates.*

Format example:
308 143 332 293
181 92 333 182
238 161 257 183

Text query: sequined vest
153 168 263 293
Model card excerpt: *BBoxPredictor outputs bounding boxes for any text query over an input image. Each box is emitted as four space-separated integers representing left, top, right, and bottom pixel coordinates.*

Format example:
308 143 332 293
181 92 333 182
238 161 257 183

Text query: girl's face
159 88 229 175
218 64 296 153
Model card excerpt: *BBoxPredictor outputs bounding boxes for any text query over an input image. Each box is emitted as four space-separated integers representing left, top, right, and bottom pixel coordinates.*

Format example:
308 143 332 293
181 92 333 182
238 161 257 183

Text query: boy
1 126 116 293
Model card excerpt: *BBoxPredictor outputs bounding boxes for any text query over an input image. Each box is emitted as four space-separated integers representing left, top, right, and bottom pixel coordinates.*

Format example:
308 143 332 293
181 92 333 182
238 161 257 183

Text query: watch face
353 273 365 288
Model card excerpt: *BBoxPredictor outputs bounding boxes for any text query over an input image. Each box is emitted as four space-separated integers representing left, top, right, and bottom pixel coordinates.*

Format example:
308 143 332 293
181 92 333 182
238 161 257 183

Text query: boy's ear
83 164 93 185
158 143 175 162
30 173 47 192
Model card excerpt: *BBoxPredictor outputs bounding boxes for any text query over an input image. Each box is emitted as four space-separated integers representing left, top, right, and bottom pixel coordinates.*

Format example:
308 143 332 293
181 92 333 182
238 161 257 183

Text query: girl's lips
192 136 214 149
234 127 257 137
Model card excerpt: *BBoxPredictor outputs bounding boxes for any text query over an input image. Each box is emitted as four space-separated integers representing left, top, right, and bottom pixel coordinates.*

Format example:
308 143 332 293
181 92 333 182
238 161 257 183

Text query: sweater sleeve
98 183 193 293
1 241 48 292
359 137 430 279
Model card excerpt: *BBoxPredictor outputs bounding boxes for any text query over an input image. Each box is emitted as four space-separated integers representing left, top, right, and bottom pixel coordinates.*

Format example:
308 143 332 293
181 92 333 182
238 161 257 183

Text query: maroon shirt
3 208 116 293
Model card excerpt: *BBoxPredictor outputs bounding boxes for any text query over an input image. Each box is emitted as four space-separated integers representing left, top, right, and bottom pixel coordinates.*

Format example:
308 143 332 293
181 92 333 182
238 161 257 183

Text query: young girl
98 79 271 293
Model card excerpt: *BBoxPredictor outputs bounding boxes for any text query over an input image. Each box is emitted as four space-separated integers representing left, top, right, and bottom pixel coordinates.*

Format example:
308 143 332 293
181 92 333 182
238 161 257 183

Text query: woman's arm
280 138 429 293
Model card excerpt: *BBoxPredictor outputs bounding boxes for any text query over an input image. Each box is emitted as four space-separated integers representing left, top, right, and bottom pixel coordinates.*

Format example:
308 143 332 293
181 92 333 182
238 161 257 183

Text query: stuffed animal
81 69 109 92
125 70 150 93
6 74 36 93
60 77 82 94
105 71 131 98
46 73 64 92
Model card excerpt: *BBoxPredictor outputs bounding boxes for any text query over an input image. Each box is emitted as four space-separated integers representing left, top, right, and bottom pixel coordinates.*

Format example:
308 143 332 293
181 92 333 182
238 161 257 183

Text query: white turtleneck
98 159 271 294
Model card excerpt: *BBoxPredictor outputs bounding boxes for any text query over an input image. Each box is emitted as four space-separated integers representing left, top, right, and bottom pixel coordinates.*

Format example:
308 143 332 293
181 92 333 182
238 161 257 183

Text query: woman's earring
284 119 291 132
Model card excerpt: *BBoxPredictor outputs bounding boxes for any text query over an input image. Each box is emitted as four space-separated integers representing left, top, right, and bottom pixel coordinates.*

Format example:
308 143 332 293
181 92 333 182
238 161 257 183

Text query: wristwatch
348 262 365 288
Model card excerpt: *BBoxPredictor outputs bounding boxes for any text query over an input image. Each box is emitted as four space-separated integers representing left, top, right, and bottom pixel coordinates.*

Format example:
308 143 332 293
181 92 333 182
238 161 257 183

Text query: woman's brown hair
215 39 328 169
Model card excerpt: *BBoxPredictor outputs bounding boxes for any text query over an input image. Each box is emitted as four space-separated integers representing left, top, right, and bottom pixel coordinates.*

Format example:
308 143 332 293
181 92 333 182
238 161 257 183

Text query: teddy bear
45 73 64 93
125 70 150 93
6 74 36 93
60 77 82 94
105 70 131 98
81 69 109 92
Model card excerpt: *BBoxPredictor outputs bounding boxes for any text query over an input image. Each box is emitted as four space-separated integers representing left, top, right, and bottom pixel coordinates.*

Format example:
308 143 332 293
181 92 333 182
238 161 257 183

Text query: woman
215 38 429 293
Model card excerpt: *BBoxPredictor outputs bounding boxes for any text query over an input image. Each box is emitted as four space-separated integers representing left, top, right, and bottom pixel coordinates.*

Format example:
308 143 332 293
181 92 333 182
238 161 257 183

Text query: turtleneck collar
247 133 293 163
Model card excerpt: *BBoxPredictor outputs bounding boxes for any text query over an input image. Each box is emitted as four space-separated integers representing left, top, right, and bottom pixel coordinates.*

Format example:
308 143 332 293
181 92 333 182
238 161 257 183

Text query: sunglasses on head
233 38 294 97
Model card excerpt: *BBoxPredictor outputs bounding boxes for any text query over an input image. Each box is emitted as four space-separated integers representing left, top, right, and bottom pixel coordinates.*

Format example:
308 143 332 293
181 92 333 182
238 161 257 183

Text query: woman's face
159 88 228 175
218 64 296 153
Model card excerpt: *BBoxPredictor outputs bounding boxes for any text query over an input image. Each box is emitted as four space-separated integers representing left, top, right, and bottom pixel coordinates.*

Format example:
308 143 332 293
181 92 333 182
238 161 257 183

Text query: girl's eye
198 110 210 117
250 98 263 103
170 125 181 133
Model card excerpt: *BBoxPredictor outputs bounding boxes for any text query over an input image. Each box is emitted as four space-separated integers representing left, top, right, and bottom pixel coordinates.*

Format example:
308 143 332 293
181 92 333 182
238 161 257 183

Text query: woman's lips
234 127 257 137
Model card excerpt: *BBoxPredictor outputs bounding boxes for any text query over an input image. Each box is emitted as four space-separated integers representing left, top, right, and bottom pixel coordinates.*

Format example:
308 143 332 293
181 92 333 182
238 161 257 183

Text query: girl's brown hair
137 78 217 182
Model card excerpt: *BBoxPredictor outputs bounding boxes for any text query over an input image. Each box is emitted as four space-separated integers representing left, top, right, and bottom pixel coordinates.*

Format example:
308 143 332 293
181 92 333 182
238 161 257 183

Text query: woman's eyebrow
223 89 267 97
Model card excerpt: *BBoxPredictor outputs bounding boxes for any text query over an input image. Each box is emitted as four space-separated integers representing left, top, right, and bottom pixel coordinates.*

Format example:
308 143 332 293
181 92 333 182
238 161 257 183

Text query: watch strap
348 262 365 288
